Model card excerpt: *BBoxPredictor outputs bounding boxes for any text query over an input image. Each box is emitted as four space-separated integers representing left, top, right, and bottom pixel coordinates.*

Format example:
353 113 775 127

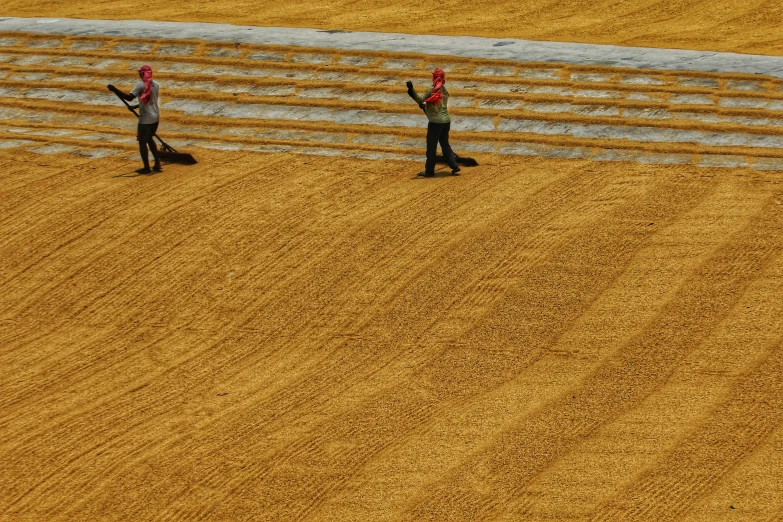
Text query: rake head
435 154 479 167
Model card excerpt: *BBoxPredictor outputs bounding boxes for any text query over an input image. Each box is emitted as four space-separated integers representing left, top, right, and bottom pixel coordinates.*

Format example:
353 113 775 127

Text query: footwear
136 167 151 174
152 164 163 172
451 166 461 176
417 171 435 177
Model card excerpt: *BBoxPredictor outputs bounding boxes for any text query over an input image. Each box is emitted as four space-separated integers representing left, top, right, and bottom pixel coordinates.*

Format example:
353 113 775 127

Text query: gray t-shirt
131 80 160 124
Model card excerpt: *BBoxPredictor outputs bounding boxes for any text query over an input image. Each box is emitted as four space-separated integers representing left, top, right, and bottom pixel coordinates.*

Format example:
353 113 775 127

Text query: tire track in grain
16 161 600 516
314 173 769 521
1 153 516 512
0 153 311 416
404 196 783 521
0 154 297 416
589 339 783 521
503 241 783 519
0 158 188 298
1 151 284 319
287 174 708 520
157 170 709 521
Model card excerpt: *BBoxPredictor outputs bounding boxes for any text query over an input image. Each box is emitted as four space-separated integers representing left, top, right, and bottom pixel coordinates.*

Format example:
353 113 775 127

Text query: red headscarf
423 67 445 104
138 64 153 104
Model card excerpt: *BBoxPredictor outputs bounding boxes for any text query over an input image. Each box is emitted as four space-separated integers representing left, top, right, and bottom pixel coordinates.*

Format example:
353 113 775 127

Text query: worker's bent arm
107 84 136 102
405 80 426 107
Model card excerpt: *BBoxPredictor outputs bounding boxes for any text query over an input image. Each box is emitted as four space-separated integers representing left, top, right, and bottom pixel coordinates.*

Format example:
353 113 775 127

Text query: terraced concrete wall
1 18 782 170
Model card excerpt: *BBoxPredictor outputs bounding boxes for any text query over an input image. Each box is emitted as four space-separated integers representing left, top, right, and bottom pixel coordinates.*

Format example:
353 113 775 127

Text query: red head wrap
423 67 445 104
138 64 153 104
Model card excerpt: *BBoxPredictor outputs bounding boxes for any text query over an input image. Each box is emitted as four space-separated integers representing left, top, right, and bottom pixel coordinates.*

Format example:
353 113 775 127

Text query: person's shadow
411 166 460 179
112 168 164 178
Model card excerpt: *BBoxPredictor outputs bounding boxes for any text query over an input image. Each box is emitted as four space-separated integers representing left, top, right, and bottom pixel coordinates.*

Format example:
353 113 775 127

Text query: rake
437 154 479 167
111 90 197 165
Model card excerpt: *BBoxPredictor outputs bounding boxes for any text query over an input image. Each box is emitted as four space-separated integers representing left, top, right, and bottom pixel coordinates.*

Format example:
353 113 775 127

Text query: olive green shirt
411 85 451 124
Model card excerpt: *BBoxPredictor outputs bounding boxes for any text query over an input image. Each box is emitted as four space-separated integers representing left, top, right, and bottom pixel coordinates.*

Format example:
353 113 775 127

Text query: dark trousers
138 122 160 169
425 121 458 174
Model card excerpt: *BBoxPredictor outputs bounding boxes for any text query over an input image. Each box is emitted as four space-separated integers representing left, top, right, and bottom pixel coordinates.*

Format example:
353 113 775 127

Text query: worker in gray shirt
108 64 161 174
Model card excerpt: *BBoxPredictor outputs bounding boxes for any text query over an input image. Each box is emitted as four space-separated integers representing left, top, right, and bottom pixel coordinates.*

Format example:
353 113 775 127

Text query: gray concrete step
1 21 782 170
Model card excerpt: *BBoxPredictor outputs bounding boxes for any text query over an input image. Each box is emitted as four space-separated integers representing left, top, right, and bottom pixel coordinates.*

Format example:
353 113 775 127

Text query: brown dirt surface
2 0 783 56
2 148 782 520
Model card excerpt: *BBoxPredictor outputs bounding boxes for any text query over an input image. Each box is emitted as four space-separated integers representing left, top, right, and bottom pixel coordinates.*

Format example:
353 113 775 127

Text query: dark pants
425 121 458 174
138 122 160 169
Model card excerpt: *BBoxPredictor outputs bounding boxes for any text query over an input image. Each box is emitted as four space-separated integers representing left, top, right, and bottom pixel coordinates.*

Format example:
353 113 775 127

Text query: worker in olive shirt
406 67 461 177
108 64 161 174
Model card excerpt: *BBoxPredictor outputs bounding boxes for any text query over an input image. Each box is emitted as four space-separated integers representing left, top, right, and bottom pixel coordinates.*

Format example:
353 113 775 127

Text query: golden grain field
1 2 783 521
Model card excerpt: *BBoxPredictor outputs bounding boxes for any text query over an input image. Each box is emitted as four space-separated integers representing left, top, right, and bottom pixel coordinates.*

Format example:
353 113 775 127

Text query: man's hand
108 85 135 102
406 80 418 103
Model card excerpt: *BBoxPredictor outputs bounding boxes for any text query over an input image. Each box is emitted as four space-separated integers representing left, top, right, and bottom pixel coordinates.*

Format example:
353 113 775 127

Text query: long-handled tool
111 90 197 165
438 154 478 167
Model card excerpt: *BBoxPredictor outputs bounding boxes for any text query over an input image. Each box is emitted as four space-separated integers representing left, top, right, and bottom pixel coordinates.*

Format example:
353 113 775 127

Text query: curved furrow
3 151 280 320
679 417 783 520
311 173 769 520
145 167 705 521
403 197 783 521
1 158 608 516
0 153 295 413
586 338 783 520
499 214 783 519
0 159 314 406
1 153 516 512
195 164 611 428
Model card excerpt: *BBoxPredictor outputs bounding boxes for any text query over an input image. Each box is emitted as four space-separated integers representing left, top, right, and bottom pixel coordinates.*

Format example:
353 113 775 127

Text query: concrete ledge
4 133 782 171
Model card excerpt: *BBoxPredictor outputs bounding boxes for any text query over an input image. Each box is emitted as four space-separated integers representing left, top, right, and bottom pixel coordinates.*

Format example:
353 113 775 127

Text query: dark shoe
417 171 435 177
451 166 461 176
152 164 162 172
136 167 151 174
